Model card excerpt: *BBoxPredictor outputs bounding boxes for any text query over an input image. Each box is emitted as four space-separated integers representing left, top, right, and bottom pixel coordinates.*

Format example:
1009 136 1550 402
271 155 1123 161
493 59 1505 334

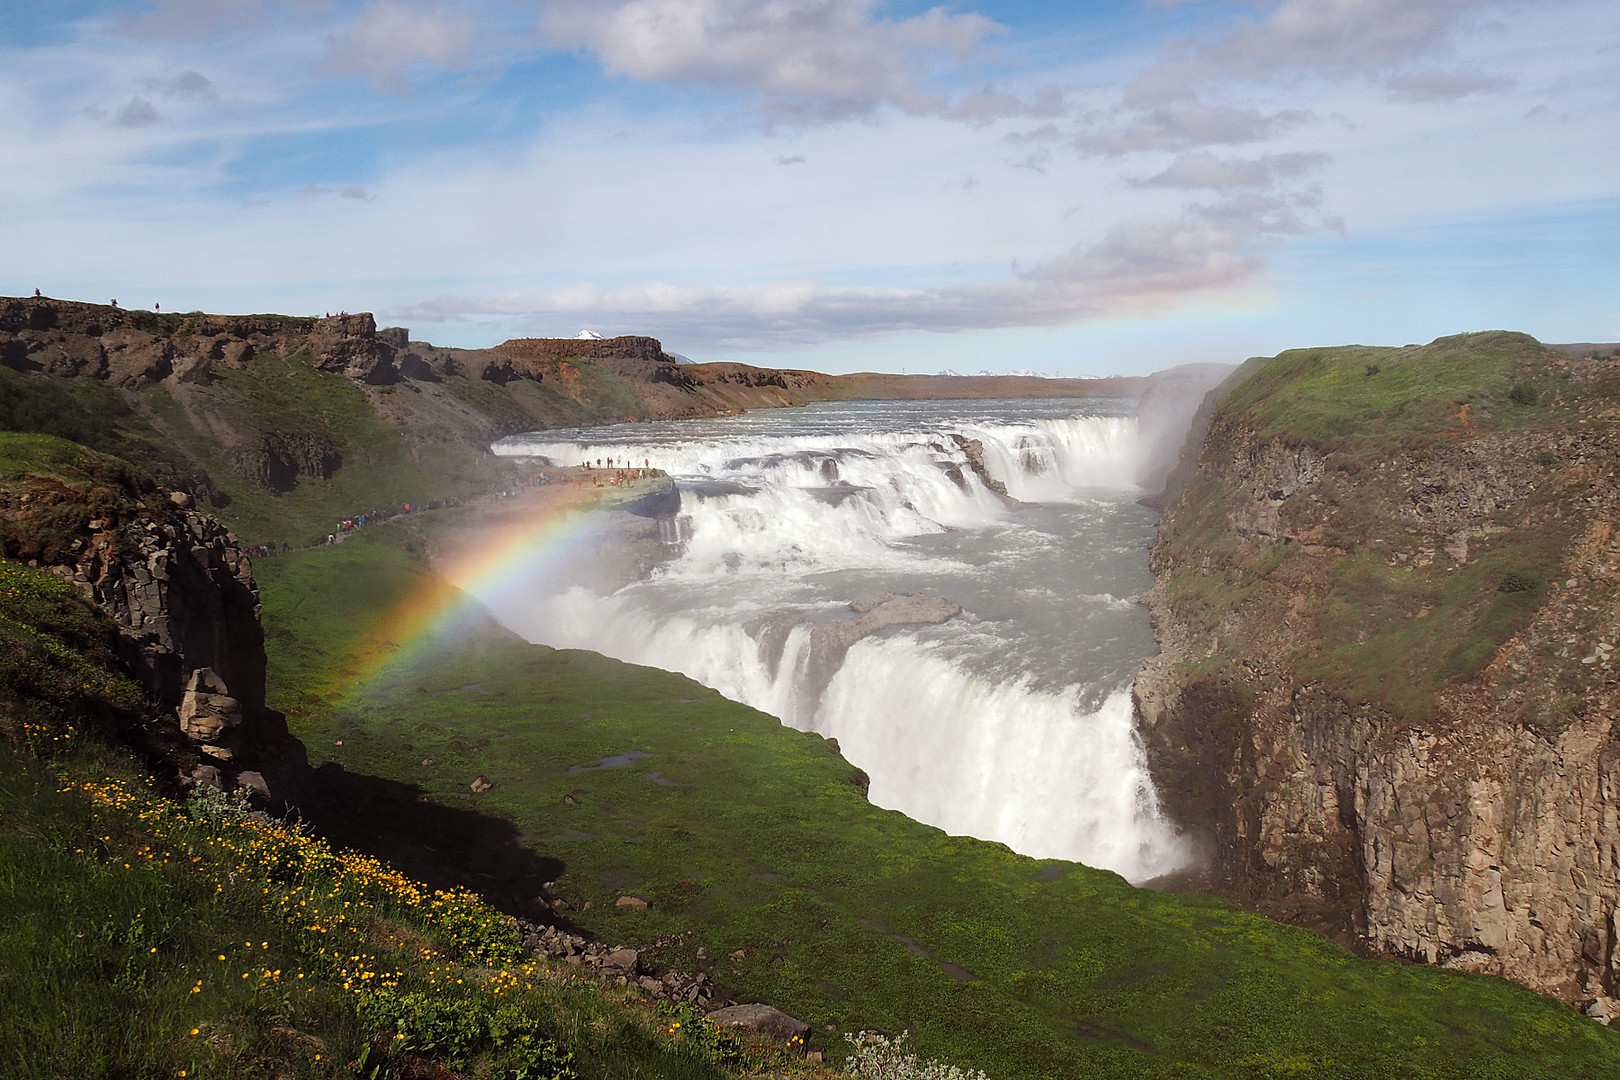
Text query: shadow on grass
301 763 567 925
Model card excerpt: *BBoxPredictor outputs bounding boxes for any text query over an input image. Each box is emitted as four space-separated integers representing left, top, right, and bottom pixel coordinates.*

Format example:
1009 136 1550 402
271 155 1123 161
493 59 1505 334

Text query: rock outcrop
803 593 962 694
0 447 307 799
0 298 414 390
949 434 1012 501
1135 334 1620 1010
513 920 724 1008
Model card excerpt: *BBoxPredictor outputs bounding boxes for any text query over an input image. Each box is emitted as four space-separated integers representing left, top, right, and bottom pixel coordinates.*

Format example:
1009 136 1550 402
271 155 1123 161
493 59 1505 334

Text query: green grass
0 557 766 1080
135 352 502 545
0 748 367 1079
0 366 183 485
0 739 768 1080
1217 332 1564 457
250 529 1620 1079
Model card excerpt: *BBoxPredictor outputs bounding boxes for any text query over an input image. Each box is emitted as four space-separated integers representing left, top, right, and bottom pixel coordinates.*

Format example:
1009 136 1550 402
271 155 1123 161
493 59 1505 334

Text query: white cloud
1114 0 1542 107
393 192 1317 348
1383 68 1514 102
319 1 478 93
1128 0 1519 103
141 69 216 100
298 182 375 200
537 0 1004 121
114 96 161 126
1075 100 1311 155
1135 151 1332 190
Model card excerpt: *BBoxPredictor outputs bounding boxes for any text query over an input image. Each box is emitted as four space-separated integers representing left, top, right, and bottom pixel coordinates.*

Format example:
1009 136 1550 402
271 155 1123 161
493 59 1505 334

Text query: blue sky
4 0 1618 375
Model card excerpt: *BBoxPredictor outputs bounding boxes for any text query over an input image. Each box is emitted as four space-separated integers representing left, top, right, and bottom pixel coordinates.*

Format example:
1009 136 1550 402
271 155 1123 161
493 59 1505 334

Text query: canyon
6 295 1620 1026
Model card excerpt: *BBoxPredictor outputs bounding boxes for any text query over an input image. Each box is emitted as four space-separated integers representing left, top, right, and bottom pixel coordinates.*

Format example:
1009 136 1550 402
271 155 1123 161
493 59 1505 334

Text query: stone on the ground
602 948 639 974
703 1003 810 1047
614 894 649 910
470 774 494 793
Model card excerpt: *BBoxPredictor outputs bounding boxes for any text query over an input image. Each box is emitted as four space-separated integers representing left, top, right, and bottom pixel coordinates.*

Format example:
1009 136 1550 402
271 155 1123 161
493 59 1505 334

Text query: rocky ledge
1 456 306 800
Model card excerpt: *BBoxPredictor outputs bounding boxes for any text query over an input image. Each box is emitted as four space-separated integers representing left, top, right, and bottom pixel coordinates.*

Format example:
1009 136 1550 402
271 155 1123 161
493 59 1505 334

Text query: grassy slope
137 352 503 545
1156 332 1614 722
0 556 780 1080
253 526 1620 1079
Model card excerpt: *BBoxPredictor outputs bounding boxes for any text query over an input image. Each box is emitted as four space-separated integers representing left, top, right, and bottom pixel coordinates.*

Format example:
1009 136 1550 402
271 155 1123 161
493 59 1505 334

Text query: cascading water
486 399 1188 882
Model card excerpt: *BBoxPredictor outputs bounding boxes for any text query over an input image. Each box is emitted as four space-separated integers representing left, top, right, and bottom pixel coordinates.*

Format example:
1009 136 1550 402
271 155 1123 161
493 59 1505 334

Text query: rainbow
323 487 619 701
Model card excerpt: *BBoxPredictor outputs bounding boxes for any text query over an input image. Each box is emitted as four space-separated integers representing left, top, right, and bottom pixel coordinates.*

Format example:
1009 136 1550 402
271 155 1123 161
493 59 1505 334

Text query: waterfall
484 402 1189 882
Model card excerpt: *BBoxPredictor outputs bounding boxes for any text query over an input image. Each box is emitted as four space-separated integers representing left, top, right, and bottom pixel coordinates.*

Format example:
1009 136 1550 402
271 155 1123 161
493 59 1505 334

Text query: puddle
645 771 690 787
553 829 596 841
568 750 654 773
890 935 930 957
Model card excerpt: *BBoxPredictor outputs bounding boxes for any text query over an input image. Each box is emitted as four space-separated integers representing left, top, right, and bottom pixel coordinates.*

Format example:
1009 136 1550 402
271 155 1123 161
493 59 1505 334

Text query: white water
488 400 1188 882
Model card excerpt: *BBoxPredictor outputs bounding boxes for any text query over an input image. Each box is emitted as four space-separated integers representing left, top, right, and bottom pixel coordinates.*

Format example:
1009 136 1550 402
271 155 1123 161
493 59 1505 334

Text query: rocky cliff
0 436 307 800
1135 332 1620 1014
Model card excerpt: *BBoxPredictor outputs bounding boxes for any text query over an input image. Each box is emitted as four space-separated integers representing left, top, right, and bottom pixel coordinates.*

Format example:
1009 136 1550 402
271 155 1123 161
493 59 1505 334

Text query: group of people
290 465 656 549
245 540 290 559
320 495 486 545
582 456 652 470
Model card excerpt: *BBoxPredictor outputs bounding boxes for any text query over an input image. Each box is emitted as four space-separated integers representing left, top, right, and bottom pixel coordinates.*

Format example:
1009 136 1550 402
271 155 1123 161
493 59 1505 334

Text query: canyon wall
1135 332 1620 1014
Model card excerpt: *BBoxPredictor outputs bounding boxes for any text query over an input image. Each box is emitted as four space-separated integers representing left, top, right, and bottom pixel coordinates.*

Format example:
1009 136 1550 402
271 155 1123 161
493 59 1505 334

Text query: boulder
470 774 495 793
179 667 244 741
187 762 225 790
602 948 640 975
703 1003 810 1047
614 894 649 911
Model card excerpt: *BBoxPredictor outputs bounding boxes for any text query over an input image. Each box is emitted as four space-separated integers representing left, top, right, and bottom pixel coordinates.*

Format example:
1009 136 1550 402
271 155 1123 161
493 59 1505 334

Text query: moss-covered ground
250 526 1620 1079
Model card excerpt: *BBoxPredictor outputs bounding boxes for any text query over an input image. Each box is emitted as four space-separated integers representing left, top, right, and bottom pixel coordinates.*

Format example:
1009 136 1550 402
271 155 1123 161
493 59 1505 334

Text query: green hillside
246 524 1620 1079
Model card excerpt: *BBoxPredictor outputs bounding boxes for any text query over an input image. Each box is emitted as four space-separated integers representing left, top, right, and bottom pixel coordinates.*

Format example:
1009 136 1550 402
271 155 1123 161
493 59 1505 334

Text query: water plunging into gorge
486 399 1189 883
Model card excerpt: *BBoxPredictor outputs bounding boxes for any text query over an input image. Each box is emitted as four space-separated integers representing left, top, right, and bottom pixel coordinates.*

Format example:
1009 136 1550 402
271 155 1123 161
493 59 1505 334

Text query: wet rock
949 434 1012 501
802 592 961 696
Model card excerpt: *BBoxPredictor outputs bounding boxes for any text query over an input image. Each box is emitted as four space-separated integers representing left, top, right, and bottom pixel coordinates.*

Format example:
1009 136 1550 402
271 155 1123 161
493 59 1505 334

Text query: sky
4 0 1618 376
